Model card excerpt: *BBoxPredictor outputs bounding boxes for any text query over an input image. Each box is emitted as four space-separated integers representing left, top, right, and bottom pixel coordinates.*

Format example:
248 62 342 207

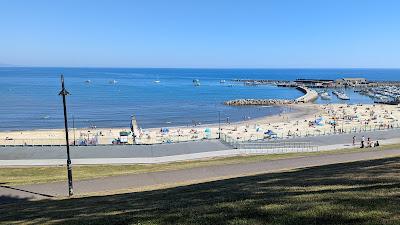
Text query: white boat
154 76 161 83
220 80 226 83
333 90 350 100
320 92 331 100
85 80 91 83
193 79 200 86
109 80 118 84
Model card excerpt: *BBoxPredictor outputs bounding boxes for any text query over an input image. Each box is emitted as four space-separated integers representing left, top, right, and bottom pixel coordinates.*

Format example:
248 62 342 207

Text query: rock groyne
224 86 318 106
224 99 294 106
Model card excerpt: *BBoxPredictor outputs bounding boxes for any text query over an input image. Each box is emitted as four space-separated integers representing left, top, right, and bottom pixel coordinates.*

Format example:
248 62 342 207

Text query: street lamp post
59 75 73 197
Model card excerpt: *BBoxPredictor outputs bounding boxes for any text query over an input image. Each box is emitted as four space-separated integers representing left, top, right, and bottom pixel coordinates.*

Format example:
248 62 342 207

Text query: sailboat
154 75 160 83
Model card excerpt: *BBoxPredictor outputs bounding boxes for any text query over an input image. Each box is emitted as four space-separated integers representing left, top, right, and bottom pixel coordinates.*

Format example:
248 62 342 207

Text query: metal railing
0 138 101 147
220 123 400 142
232 141 318 151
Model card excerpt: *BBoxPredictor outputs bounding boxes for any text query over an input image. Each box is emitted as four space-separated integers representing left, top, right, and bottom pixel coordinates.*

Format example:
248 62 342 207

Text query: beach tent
161 128 169 133
315 117 325 126
119 131 130 143
204 128 212 139
264 130 277 138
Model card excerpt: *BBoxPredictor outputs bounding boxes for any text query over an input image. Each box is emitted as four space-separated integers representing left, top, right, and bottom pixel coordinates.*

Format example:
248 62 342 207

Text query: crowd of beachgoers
1 103 399 146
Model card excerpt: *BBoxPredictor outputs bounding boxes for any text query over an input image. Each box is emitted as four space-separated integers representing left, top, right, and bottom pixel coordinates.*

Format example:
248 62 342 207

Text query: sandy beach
1 102 399 146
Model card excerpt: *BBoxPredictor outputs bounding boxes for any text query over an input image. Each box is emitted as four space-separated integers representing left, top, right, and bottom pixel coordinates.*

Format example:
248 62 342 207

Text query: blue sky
0 0 399 68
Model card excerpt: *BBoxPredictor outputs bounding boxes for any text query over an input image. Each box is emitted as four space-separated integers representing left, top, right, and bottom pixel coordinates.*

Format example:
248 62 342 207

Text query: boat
332 90 350 100
109 80 118 84
320 92 331 100
193 79 200 86
154 75 161 83
374 99 400 105
85 80 91 83
220 80 226 83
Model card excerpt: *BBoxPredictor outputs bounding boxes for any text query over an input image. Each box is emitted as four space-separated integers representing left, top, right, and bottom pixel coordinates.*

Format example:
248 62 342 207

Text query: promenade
1 129 400 166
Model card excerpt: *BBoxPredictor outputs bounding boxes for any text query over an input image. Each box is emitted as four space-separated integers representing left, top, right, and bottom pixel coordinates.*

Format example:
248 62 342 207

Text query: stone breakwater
225 99 294 106
224 86 318 106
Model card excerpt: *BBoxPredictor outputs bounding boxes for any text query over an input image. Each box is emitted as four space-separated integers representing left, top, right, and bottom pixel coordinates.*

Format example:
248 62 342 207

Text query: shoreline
0 105 291 133
0 104 320 145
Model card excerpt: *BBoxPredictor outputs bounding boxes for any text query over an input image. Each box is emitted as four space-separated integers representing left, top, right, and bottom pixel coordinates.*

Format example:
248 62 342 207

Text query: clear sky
0 0 399 68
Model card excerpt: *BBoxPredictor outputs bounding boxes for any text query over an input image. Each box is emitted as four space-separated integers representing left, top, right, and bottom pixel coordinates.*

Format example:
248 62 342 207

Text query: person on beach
353 135 356 146
367 137 371 148
361 135 365 148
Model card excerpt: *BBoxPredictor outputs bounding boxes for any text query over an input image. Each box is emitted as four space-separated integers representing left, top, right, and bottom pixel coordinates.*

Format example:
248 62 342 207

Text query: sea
0 67 399 131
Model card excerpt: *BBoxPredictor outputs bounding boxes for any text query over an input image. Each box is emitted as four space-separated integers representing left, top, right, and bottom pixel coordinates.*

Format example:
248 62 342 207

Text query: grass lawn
1 143 400 186
1 156 399 224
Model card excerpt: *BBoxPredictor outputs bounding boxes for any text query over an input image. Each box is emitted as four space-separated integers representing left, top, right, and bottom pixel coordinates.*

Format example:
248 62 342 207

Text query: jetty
224 86 317 106
295 86 319 103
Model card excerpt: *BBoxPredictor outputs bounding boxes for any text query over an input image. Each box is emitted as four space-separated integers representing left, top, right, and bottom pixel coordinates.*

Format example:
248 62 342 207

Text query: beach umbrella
204 128 211 133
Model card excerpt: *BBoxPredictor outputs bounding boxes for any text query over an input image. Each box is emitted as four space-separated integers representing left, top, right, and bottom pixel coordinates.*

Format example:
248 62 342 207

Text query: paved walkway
0 139 230 160
1 130 399 165
1 135 399 166
1 148 399 203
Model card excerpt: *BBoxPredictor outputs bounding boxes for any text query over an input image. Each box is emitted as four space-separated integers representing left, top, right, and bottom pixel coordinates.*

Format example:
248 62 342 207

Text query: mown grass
1 156 399 225
2 143 400 186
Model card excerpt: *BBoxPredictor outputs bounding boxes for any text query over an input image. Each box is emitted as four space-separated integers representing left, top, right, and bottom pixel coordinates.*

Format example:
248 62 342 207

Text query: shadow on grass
1 157 400 225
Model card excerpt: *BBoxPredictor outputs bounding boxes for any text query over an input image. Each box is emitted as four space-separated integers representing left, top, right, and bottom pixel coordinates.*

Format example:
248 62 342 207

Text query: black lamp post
59 75 73 197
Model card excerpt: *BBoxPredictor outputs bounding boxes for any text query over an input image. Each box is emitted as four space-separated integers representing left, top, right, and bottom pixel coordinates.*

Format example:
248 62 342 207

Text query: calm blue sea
0 67 399 131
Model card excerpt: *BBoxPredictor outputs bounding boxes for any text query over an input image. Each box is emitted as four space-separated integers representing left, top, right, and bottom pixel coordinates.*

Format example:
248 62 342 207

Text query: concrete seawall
224 86 318 106
295 86 319 103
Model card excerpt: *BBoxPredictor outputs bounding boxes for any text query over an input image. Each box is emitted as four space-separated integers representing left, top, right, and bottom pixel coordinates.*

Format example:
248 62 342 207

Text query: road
1 148 399 203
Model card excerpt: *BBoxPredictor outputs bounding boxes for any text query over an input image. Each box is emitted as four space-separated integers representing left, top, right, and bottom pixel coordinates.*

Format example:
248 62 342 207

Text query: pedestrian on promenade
353 135 356 146
361 135 365 148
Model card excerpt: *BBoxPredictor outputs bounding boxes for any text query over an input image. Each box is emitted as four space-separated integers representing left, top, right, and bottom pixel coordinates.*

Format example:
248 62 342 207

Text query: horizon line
1 65 400 70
